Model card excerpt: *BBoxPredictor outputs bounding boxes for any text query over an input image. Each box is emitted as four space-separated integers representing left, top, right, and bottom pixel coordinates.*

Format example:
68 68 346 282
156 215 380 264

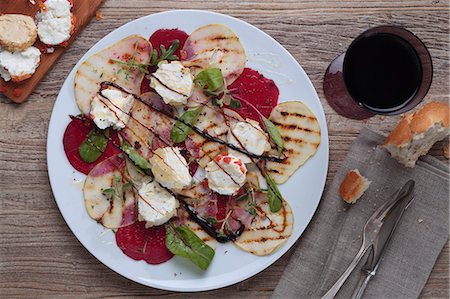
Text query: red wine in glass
323 26 432 119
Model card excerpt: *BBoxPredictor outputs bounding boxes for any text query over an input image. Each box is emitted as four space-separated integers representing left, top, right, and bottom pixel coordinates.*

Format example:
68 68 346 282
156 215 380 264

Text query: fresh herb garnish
111 58 149 74
194 68 223 92
170 106 203 143
150 40 180 66
78 128 109 163
205 217 218 226
264 172 283 213
194 68 241 109
165 222 215 270
121 141 152 171
261 116 284 157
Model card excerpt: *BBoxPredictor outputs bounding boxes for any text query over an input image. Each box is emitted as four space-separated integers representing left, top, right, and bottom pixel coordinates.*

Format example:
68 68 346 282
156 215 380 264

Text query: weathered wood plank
0 0 448 297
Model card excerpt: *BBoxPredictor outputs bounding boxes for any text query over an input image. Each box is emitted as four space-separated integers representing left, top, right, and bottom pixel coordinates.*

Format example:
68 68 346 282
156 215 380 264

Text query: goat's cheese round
0 46 41 82
150 147 192 190
90 88 134 130
37 0 72 45
227 119 271 163
137 180 179 227
150 61 194 106
205 153 247 195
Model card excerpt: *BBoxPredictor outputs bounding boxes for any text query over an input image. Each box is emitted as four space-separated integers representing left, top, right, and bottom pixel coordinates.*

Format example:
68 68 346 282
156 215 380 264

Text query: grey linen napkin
272 127 449 299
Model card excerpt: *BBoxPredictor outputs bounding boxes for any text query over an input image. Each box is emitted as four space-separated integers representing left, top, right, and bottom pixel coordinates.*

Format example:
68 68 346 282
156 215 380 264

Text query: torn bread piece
383 102 450 167
0 14 37 52
339 169 371 204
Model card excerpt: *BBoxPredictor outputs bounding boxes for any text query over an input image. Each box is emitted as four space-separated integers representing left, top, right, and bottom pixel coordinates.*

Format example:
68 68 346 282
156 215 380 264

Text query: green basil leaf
229 98 241 109
121 141 151 170
194 68 223 92
166 224 215 270
265 172 283 213
205 217 218 226
261 116 284 157
78 129 109 163
170 107 203 143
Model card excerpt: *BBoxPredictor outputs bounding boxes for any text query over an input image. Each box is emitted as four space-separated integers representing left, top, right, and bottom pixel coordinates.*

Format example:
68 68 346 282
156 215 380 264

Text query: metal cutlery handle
351 271 373 299
321 244 369 299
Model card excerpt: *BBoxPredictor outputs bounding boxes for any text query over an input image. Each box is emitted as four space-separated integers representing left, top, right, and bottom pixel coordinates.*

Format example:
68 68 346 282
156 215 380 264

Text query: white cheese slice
150 147 193 190
227 119 271 163
0 46 41 82
37 0 72 45
90 88 134 130
150 61 194 106
137 180 179 227
205 153 247 195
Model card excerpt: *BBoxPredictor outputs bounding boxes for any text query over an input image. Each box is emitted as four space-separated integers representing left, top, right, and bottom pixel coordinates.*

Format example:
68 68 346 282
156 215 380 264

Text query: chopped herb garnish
111 58 149 74
150 40 180 66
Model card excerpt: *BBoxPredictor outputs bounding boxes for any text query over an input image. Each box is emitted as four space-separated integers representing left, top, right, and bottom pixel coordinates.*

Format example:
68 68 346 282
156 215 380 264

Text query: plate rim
47 9 329 292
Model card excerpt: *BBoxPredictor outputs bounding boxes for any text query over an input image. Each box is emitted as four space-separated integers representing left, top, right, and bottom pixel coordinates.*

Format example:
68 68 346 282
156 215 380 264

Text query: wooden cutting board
0 0 104 103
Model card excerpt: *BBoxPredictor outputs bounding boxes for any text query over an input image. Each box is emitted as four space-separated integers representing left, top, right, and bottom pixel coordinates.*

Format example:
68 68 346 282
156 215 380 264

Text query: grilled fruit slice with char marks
266 101 321 184
181 24 246 85
233 192 293 256
74 35 152 114
186 107 243 168
84 154 138 229
120 92 177 160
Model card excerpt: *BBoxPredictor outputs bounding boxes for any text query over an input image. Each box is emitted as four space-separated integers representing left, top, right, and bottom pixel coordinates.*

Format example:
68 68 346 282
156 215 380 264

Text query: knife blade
351 180 415 299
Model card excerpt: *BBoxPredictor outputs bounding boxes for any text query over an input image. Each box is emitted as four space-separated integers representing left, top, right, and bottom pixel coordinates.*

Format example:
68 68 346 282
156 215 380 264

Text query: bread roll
383 102 450 167
0 14 37 52
339 169 371 204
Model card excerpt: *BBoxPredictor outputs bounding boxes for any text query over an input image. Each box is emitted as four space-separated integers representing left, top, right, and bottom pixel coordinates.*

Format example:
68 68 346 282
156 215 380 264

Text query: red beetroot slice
229 68 279 121
141 29 189 94
115 222 173 265
63 116 121 175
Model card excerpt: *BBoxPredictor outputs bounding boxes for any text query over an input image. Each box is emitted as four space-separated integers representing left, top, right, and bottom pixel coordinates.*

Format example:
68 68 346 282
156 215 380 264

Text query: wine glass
323 26 433 120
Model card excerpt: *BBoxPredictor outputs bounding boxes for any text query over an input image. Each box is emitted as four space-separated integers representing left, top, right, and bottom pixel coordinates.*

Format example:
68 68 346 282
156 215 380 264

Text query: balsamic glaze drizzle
182 201 244 243
99 81 284 163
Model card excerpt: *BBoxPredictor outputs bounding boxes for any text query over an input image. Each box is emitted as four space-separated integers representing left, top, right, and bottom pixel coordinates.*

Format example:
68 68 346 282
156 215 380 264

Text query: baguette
339 169 371 204
383 102 449 167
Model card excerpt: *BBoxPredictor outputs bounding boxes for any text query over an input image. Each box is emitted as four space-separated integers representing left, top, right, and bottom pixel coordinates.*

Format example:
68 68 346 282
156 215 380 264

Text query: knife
350 180 416 299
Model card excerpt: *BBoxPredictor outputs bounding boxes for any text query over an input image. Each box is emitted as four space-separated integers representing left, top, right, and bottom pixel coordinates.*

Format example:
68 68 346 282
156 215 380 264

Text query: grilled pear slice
234 192 293 256
74 35 152 114
181 24 246 85
266 101 321 184
84 154 137 229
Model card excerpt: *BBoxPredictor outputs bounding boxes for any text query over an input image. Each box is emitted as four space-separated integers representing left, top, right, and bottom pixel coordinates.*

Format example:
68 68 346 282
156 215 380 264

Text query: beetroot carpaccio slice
115 222 174 265
229 67 280 121
141 29 189 94
63 116 121 175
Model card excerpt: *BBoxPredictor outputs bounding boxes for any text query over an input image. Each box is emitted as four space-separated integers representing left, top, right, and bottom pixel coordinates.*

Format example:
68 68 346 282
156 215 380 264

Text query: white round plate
47 10 329 292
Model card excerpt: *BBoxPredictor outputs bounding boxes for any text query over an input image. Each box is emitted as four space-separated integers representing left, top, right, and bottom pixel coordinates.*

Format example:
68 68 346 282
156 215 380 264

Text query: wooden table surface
1 0 448 297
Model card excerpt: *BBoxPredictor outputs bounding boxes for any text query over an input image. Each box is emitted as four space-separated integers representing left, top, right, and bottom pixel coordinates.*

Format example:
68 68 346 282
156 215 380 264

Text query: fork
321 181 415 299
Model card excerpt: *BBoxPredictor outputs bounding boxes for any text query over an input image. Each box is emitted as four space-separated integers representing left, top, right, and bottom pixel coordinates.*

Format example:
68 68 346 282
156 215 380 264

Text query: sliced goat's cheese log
84 154 137 229
150 61 194 106
234 192 293 256
227 119 271 163
90 88 134 130
37 0 73 45
137 181 179 227
0 46 41 82
74 35 152 115
150 147 192 190
205 153 247 195
181 24 246 85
